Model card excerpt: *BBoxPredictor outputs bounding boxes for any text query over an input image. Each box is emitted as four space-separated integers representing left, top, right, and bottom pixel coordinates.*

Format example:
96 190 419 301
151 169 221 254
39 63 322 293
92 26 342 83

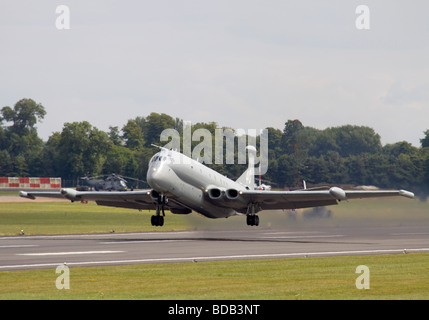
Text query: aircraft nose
147 165 168 191
147 166 158 187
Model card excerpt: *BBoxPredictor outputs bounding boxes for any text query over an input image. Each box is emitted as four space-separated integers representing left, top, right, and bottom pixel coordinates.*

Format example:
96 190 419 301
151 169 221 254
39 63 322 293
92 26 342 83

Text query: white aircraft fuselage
147 148 244 219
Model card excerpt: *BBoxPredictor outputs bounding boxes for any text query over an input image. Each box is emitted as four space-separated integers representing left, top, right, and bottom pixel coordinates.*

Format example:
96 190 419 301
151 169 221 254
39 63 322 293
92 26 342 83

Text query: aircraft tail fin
236 146 257 190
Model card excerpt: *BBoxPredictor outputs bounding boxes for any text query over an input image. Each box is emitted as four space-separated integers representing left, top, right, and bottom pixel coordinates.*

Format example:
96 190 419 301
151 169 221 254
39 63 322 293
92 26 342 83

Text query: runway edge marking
2 247 429 270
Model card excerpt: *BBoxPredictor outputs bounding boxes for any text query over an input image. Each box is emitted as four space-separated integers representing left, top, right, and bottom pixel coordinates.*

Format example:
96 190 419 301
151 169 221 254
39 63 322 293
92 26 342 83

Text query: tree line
1 98 429 198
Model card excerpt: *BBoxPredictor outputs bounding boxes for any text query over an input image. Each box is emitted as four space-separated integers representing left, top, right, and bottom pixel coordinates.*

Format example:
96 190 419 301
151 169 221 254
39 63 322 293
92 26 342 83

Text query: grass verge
0 201 190 235
1 253 428 299
1 197 428 235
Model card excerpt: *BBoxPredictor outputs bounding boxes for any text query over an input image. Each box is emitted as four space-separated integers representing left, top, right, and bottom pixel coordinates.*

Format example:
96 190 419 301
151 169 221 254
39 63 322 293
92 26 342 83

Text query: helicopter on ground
78 174 145 191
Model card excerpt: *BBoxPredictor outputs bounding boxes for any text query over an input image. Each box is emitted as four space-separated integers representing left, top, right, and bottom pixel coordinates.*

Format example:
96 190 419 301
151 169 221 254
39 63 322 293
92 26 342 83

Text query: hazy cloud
1 0 428 146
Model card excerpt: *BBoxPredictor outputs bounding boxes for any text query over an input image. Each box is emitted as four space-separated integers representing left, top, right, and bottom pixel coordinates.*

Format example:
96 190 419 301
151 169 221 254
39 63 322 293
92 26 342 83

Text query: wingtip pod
329 187 347 201
19 191 35 200
60 188 78 201
399 190 415 199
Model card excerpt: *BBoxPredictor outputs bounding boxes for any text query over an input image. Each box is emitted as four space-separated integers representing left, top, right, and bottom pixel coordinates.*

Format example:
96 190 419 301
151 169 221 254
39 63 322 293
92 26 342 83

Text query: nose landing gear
151 194 167 226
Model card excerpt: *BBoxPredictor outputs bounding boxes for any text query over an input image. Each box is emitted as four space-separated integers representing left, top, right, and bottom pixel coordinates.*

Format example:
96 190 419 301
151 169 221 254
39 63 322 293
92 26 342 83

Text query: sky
1 0 428 146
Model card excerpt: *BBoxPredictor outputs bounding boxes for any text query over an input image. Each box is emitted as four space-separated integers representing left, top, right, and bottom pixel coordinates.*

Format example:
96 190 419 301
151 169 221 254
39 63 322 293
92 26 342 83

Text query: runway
1 225 429 270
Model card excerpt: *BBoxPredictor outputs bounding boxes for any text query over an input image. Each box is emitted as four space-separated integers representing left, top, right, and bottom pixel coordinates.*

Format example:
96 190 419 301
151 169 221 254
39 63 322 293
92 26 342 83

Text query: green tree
383 141 417 157
0 98 46 136
311 125 381 157
102 144 136 176
142 112 176 147
282 120 305 155
108 126 123 146
421 148 429 196
309 130 339 157
122 119 145 149
0 98 46 176
265 127 283 158
0 150 13 175
421 130 429 148
40 132 62 176
335 125 381 156
54 122 111 179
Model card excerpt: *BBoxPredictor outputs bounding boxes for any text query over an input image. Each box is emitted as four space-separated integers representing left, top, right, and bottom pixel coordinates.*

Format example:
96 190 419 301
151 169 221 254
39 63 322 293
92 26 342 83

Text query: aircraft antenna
151 144 168 151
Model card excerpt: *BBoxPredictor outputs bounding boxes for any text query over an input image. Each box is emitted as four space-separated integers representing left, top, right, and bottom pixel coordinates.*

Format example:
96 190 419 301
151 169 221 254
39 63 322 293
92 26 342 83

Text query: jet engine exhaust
226 189 239 200
208 188 222 200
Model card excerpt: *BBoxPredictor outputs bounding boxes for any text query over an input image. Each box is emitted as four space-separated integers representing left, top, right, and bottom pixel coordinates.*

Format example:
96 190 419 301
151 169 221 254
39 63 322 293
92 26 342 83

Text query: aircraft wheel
246 215 259 226
151 215 164 227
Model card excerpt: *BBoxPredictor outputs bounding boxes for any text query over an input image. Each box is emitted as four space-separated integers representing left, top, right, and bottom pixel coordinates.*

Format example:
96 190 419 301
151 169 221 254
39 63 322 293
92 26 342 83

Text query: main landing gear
246 203 259 226
151 194 167 227
246 214 259 226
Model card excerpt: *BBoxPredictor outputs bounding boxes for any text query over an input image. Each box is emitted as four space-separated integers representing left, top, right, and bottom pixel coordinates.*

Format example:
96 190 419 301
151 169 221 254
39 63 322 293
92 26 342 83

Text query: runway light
19 230 24 236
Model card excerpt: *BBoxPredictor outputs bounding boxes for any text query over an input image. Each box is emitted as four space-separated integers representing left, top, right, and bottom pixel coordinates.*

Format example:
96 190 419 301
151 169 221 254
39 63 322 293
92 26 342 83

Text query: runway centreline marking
0 245 39 248
391 232 429 236
16 250 124 256
262 231 324 235
261 235 344 239
0 231 197 240
2 247 429 270
99 240 194 244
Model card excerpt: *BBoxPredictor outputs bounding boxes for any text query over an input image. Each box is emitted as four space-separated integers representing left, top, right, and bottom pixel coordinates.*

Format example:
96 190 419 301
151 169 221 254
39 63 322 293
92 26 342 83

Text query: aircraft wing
19 188 187 212
221 187 415 212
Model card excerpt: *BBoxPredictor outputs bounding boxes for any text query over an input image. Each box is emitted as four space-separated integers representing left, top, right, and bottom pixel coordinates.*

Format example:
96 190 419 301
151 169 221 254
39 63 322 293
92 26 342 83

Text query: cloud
1 0 428 147
382 82 429 107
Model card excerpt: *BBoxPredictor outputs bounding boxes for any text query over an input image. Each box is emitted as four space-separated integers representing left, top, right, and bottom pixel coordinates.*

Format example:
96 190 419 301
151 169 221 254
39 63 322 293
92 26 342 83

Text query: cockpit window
150 154 171 164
